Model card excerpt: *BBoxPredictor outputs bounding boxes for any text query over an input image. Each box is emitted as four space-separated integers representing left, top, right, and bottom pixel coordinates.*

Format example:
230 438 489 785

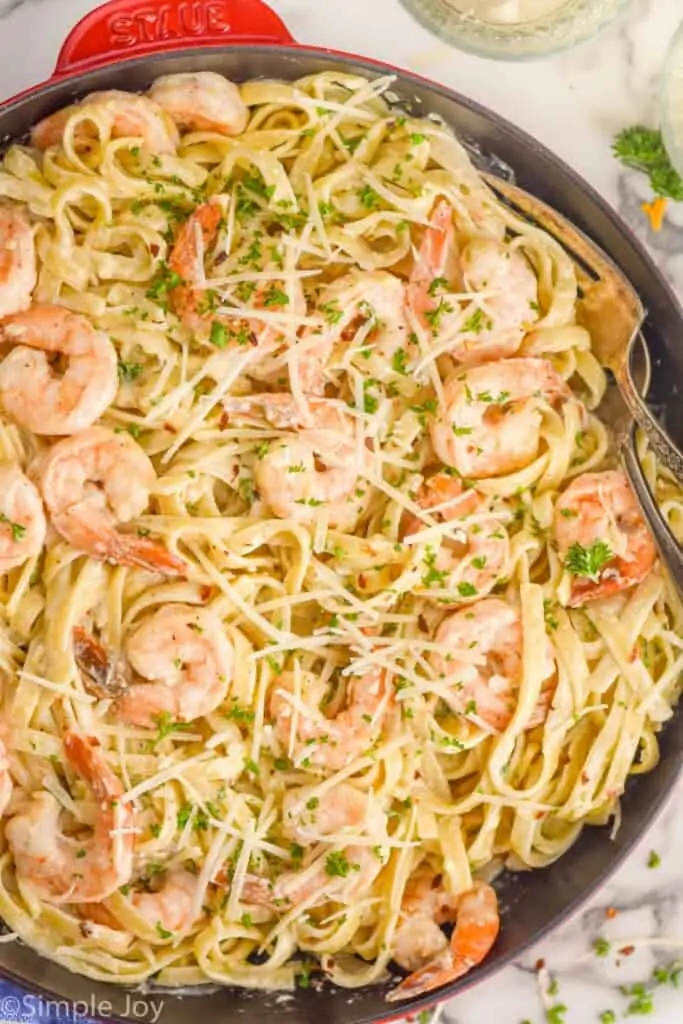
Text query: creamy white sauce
447 0 570 23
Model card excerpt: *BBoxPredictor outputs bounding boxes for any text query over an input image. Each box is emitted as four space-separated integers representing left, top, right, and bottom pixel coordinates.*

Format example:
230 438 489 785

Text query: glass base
398 0 634 60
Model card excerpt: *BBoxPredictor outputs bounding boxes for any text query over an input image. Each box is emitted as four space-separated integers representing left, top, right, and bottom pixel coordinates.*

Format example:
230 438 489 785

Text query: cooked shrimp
31 90 178 153
0 305 118 435
300 271 415 393
5 733 134 903
241 783 387 910
0 204 35 318
0 739 12 818
403 472 509 604
408 199 538 364
148 72 248 136
167 199 225 330
430 599 556 732
387 870 499 1002
430 357 570 479
73 626 130 701
130 869 199 934
251 400 369 530
0 463 46 571
165 200 281 358
270 667 392 771
117 604 234 727
407 199 461 320
555 470 657 607
282 782 387 845
39 426 187 575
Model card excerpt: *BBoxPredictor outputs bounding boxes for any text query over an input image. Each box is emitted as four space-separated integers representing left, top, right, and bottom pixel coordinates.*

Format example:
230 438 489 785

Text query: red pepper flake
200 585 215 602
536 958 546 971
581 771 590 784
535 811 547 820
619 945 635 957
606 907 618 920
219 411 230 430
164 421 178 434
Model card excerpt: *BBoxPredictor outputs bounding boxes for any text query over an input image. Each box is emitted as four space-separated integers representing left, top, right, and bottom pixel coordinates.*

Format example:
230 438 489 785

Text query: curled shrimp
167 199 225 331
130 869 200 935
241 783 387 909
0 204 35 318
5 733 134 903
39 426 187 575
430 598 556 732
387 869 499 1002
403 472 509 604
0 463 46 571
409 199 538 364
270 667 393 772
31 90 179 153
0 739 12 818
555 470 657 607
300 271 415 393
430 357 570 479
148 72 249 136
282 781 387 845
0 305 118 435
117 604 235 727
251 399 369 530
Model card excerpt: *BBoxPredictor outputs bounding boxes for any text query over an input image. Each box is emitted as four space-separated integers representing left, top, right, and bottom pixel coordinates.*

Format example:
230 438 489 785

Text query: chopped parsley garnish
209 321 228 349
545 1006 567 1024
422 547 448 587
599 1013 616 1024
391 347 409 375
428 276 449 297
463 308 485 334
363 380 380 414
153 712 192 744
458 582 479 598
564 541 614 581
593 937 611 957
117 360 144 384
620 981 654 1015
359 185 381 210
452 424 474 437
146 261 182 310
242 170 275 201
0 513 26 542
647 850 661 869
155 922 173 940
321 300 343 325
325 851 356 878
424 297 454 333
263 286 289 308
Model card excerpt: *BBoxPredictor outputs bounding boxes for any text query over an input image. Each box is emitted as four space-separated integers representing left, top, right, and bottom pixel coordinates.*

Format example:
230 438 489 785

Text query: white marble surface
0 0 683 1022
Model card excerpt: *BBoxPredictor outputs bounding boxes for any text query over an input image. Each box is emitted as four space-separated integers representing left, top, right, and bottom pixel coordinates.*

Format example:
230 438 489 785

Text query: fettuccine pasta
0 70 679 1001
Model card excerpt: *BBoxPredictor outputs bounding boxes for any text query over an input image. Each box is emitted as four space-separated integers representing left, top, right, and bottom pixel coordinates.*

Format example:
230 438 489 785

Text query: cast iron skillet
1 2 683 1022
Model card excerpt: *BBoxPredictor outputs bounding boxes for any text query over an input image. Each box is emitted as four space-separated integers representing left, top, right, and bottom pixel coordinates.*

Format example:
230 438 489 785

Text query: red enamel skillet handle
54 0 295 76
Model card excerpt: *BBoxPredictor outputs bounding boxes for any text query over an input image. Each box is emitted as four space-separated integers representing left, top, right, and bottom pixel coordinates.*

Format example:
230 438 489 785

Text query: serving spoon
483 175 683 593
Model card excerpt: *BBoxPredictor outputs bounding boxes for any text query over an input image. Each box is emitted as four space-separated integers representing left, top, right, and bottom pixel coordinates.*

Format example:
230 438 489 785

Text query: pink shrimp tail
387 883 500 1003
407 199 459 318
63 733 119 804
110 532 188 577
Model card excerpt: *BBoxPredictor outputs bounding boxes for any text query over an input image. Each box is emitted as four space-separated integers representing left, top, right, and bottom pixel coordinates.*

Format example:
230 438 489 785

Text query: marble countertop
0 0 682 1022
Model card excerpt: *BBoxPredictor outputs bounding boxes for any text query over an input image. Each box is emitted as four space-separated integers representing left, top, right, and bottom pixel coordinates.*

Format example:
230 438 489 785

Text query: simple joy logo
0 992 165 1023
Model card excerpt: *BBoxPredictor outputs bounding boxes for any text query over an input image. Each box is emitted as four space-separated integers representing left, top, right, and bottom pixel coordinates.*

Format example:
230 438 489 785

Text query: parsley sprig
613 126 683 201
564 540 613 582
